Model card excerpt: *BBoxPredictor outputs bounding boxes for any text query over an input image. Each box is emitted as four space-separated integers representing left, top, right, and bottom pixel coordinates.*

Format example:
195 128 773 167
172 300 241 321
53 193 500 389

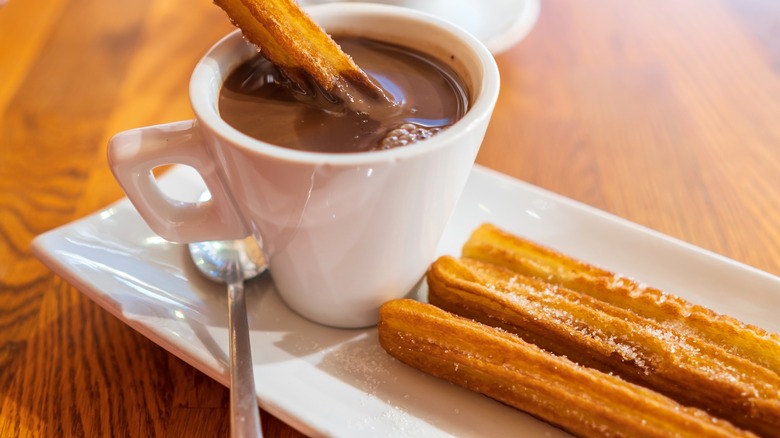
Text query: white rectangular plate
31 165 780 437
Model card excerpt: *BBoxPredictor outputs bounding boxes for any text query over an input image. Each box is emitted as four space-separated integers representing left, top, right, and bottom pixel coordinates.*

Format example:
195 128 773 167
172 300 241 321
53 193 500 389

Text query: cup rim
190 3 500 165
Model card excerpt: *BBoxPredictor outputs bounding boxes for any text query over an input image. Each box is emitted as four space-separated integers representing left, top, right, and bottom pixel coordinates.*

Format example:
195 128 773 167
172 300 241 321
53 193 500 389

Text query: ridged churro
378 299 755 438
462 223 780 378
214 0 388 101
426 224 780 437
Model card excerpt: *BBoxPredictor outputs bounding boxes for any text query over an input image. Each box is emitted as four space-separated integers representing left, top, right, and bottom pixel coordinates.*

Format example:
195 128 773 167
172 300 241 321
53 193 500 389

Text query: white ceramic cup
108 3 500 328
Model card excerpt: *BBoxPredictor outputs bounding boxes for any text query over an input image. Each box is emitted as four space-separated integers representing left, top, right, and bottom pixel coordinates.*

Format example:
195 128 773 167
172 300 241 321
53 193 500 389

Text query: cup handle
107 120 250 242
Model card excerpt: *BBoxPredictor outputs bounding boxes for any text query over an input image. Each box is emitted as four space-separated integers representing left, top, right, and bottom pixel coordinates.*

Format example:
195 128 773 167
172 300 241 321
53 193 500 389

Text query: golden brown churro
462 223 780 377
214 0 388 101
425 224 780 436
378 299 755 438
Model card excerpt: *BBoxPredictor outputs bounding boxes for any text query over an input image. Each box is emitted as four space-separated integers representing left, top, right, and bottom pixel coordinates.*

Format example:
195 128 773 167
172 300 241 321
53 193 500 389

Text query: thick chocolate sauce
218 37 469 153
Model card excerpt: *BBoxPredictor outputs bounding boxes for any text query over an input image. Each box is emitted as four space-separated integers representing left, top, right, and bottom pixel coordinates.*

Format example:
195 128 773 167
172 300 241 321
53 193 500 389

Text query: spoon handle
227 275 263 438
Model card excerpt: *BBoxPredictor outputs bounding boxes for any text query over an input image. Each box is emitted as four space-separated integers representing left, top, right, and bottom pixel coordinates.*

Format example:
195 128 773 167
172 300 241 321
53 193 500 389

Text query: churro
214 0 388 102
462 223 780 377
426 226 780 436
379 299 754 438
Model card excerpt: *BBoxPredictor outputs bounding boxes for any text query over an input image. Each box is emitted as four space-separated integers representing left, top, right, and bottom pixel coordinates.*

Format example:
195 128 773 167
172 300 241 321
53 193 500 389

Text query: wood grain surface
1 0 779 436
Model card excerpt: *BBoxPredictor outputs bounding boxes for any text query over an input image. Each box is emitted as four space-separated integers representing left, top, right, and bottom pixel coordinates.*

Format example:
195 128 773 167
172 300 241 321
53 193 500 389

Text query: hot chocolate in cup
108 3 500 328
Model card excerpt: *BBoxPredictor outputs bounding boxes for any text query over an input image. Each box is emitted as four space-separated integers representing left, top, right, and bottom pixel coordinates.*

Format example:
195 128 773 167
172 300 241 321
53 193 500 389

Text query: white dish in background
32 165 780 437
299 0 541 54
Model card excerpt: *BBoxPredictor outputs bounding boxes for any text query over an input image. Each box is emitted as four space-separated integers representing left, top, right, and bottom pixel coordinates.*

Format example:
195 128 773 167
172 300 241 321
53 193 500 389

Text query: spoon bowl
189 236 266 283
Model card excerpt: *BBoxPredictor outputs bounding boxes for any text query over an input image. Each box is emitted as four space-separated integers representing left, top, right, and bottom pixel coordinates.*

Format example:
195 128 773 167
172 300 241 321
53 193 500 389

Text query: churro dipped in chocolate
379 299 754 438
427 227 780 436
214 0 391 108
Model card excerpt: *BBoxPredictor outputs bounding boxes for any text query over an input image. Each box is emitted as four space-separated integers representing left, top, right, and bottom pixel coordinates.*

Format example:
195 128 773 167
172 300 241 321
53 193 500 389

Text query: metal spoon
188 235 266 438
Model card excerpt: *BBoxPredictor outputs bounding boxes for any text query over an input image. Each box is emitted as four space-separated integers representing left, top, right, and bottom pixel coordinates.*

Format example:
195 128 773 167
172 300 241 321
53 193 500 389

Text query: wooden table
2 0 779 436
